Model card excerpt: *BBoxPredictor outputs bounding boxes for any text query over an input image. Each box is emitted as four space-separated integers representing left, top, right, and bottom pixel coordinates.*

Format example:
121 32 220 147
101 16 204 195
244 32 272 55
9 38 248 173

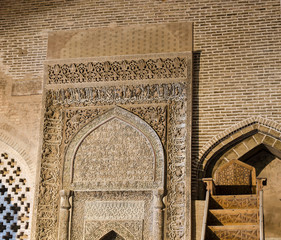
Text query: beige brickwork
1 0 280 170
0 1 281 239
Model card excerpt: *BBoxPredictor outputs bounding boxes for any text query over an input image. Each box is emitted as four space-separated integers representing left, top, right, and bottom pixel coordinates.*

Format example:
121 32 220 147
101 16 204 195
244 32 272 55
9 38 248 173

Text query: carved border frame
34 52 192 240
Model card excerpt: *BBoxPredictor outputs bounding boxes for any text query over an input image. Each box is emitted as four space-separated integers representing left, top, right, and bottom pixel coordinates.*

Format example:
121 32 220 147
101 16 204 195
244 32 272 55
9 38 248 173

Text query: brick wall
0 0 281 194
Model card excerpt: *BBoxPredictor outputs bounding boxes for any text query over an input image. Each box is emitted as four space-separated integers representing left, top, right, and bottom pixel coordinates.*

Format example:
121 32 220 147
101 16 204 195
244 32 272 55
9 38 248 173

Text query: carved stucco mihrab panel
71 191 151 240
73 118 155 183
36 52 192 240
64 106 164 191
84 201 145 240
84 201 145 220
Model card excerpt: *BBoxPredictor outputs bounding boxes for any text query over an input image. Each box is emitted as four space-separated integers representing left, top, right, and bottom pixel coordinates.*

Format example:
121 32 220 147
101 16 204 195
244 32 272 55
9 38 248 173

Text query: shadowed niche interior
100 230 125 240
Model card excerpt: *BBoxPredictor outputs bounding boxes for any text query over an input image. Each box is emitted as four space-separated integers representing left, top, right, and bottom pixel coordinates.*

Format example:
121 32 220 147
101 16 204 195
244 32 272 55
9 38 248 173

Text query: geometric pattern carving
84 201 145 221
208 209 258 225
0 152 31 240
208 226 259 240
211 195 258 209
214 160 256 186
47 57 188 84
207 193 260 240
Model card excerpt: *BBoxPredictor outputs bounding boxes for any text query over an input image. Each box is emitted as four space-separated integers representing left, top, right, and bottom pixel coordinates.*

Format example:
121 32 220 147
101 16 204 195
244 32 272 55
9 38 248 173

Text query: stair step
210 194 258 209
207 225 259 240
208 209 259 225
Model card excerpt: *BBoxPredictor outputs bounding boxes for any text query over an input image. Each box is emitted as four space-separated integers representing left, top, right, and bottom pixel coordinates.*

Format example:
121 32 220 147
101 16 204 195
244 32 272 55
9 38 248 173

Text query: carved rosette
36 53 192 240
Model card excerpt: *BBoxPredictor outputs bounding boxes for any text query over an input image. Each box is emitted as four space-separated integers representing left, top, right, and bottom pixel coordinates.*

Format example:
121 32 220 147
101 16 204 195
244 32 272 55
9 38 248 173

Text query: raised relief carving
47 58 188 84
215 161 254 186
84 201 145 221
128 105 167 144
166 100 188 239
84 221 141 240
208 210 258 225
73 118 155 184
64 107 165 191
37 53 191 240
36 95 63 240
70 191 151 240
50 82 186 106
63 105 166 146
212 196 258 209
208 227 259 240
64 108 107 144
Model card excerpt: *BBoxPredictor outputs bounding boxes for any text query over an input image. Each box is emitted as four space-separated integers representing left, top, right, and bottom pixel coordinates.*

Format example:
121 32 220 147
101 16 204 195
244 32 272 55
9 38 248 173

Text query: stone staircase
205 194 260 240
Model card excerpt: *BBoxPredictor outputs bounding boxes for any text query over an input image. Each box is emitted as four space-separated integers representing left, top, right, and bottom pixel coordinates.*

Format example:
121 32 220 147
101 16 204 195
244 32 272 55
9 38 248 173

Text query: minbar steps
205 194 260 240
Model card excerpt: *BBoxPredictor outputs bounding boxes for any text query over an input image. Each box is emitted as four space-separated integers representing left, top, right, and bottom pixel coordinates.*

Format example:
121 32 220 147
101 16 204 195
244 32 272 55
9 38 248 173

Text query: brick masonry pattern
0 0 281 198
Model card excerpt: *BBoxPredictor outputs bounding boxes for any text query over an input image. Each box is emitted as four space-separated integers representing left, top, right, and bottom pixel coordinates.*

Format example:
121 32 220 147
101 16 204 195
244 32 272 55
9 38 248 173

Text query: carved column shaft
153 190 164 240
58 190 71 240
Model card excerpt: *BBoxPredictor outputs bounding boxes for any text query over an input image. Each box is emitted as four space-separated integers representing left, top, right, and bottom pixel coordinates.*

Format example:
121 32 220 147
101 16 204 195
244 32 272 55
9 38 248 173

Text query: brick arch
193 116 281 199
208 133 281 177
0 130 34 183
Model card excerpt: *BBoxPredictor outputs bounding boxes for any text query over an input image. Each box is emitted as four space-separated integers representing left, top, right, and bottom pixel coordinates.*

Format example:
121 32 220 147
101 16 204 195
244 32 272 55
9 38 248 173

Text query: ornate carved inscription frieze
49 82 186 106
166 100 189 239
47 57 188 84
36 100 63 240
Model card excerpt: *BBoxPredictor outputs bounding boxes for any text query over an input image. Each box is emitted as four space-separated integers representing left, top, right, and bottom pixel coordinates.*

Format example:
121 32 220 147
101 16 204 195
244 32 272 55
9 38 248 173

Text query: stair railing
200 189 209 240
201 178 215 240
257 177 266 240
259 189 264 240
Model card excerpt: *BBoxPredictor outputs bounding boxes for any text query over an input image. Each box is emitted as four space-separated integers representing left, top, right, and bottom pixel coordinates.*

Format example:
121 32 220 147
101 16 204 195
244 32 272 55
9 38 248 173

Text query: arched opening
197 118 281 239
100 230 125 240
241 146 281 239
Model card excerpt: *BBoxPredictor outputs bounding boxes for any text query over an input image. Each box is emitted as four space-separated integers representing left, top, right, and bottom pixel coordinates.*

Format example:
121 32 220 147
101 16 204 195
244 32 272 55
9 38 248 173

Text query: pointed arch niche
63 106 164 191
60 107 165 240
196 117 281 239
